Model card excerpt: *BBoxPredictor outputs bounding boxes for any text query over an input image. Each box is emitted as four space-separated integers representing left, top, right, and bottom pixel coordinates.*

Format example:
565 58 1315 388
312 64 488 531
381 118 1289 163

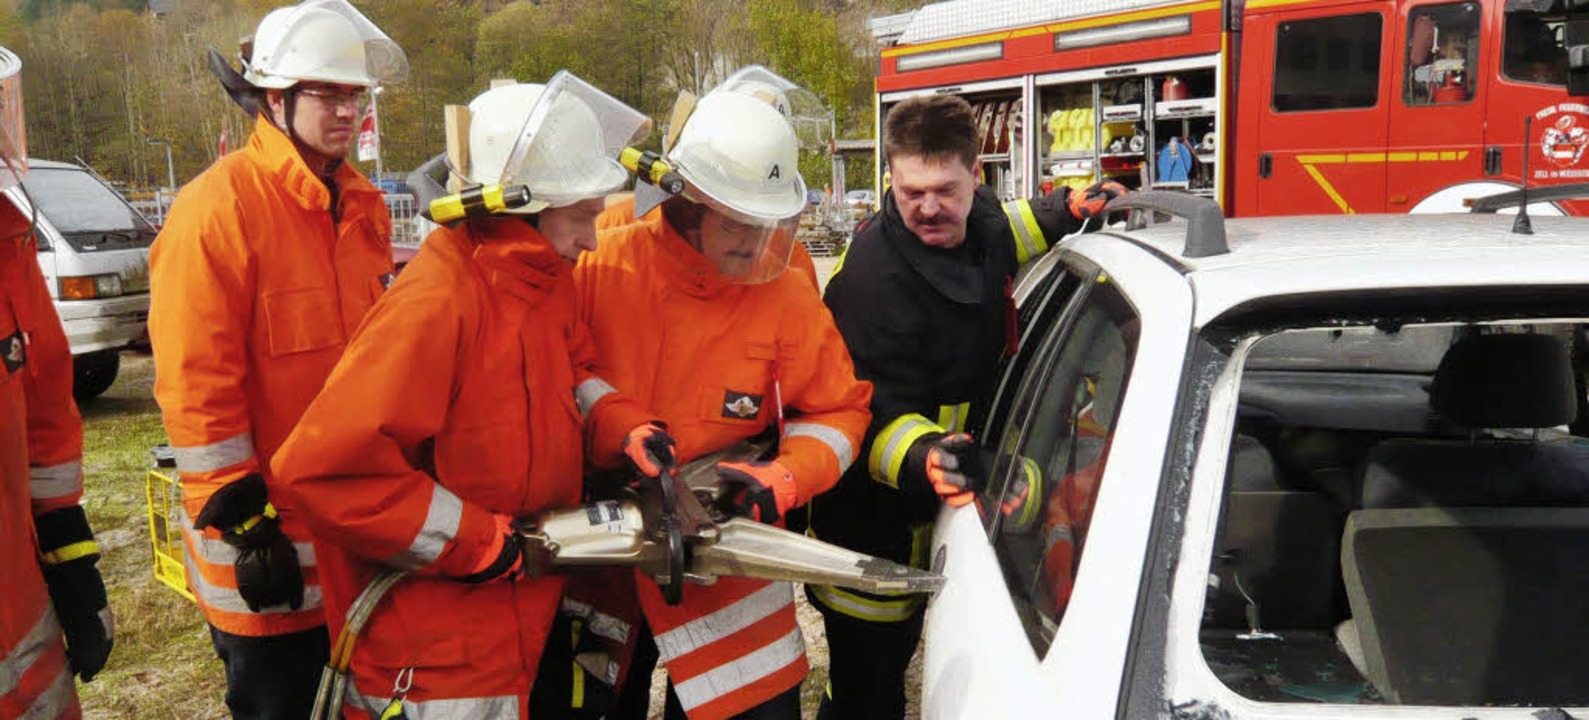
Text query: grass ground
73 344 917 719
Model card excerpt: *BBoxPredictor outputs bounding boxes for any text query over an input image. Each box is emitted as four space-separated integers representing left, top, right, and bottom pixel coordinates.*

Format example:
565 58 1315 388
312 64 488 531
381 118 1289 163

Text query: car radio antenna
1514 115 1534 236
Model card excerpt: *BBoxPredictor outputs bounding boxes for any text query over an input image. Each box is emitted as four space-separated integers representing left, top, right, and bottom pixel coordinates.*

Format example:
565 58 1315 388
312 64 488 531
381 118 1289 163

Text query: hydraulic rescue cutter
516 443 946 605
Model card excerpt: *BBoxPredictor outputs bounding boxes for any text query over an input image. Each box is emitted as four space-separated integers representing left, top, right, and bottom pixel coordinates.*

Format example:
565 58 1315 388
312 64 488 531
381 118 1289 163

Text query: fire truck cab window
1273 13 1384 112
1404 3 1482 105
1504 10 1567 85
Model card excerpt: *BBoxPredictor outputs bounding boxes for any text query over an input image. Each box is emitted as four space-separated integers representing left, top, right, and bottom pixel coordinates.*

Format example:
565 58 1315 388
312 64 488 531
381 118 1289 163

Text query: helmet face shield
0 47 26 190
498 71 651 210
299 0 407 85
713 65 828 149
692 192 800 285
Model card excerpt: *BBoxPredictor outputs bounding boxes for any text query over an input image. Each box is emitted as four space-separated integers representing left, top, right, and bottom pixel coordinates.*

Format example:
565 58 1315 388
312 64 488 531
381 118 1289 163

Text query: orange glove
624 423 677 479
1067 181 1127 221
716 460 798 524
460 514 523 584
927 434 983 508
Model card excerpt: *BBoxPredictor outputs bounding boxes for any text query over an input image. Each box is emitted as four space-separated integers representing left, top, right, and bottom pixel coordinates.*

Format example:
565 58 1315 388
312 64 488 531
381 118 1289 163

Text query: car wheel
73 350 120 402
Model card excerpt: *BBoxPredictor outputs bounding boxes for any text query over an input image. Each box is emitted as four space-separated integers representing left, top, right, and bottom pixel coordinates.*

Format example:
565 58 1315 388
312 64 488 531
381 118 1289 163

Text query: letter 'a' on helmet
244 0 407 89
465 71 650 214
0 45 26 190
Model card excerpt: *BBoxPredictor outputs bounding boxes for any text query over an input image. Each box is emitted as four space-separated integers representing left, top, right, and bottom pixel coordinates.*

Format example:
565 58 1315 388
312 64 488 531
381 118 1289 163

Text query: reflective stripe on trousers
346 682 520 719
653 583 793 661
180 515 323 616
0 608 77 720
672 628 805 713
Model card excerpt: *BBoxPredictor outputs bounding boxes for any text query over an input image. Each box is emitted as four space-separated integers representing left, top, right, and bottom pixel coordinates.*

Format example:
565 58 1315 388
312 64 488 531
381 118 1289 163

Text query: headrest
1428 334 1577 429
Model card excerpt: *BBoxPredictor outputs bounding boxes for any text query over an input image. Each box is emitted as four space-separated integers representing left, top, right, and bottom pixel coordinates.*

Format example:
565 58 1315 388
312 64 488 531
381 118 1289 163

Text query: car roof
25 159 86 171
1073 213 1589 328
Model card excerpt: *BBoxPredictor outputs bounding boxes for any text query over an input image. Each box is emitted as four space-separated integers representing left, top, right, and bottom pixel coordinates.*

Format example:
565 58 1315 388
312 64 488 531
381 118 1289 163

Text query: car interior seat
1339 333 1589 706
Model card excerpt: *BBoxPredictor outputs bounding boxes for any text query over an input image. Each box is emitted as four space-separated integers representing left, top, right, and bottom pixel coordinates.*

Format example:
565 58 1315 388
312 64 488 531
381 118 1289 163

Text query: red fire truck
869 0 1589 216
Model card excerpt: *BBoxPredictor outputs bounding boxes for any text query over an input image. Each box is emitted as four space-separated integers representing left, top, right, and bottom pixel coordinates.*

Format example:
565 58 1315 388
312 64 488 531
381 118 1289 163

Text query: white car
924 191 1589 718
15 160 156 399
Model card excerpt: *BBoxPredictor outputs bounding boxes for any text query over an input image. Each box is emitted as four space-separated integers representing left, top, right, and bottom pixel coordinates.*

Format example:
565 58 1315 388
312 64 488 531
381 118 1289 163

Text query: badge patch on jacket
722 391 763 420
2 331 24 375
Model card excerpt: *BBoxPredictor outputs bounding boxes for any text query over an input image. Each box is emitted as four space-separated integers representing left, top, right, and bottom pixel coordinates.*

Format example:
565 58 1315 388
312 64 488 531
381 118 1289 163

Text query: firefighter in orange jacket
273 74 659 717
1 57 114 715
147 2 404 716
577 66 873 720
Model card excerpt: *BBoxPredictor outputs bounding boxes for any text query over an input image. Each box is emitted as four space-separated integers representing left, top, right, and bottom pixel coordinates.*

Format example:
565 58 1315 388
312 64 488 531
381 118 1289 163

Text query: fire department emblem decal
1542 114 1589 168
722 391 763 420
1535 104 1589 177
2 332 24 374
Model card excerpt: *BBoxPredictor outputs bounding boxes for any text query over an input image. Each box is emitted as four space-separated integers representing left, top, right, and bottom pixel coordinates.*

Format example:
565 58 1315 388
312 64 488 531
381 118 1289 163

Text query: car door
1388 0 1492 212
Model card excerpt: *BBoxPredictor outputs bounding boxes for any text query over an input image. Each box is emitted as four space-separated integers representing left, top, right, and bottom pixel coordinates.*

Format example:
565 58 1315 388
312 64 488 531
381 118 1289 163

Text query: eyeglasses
297 86 368 109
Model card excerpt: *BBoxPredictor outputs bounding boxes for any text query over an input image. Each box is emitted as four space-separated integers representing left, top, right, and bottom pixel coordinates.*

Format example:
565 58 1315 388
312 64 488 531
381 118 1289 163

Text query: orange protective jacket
149 115 393 637
1 210 85 719
274 218 646 717
576 211 872 720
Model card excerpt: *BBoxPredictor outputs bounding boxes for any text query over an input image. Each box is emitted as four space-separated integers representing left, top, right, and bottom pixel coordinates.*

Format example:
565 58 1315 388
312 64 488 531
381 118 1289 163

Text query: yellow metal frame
145 468 194 602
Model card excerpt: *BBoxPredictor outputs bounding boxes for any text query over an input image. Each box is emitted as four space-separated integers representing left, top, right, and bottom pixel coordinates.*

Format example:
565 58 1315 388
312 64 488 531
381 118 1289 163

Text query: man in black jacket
808 93 1122 719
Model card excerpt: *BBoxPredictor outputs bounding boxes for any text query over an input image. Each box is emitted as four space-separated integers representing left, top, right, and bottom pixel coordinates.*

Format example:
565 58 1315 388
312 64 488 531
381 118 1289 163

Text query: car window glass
1402 3 1481 106
985 278 1139 655
22 168 155 236
1273 13 1384 112
979 262 1084 446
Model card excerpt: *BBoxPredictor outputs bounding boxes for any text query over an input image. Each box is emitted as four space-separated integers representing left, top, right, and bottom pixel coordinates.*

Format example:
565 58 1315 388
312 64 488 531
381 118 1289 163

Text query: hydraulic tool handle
620 147 686 196
428 183 533 224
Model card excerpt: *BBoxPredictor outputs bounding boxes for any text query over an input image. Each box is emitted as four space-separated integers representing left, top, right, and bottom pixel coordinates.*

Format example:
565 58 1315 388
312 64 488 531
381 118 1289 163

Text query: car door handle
1259 153 1273 179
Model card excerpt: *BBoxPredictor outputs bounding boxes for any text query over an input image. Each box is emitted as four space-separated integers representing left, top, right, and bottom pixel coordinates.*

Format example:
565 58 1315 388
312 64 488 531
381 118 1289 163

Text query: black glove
1067 181 1128 222
193 474 305 613
460 514 527 584
36 506 114 682
623 423 678 482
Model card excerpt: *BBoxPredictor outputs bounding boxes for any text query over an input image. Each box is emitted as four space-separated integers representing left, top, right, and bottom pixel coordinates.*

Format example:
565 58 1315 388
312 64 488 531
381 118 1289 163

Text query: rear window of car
22 167 157 253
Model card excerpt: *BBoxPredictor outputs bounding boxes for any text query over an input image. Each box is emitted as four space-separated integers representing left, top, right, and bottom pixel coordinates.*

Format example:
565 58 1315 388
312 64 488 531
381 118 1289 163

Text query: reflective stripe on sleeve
40 540 100 566
387 483 464 571
654 582 795 661
574 378 617 418
173 432 255 474
346 682 520 719
866 414 942 489
934 402 970 435
808 583 923 623
1004 199 1047 265
182 544 323 615
1006 456 1044 532
783 422 855 474
673 628 806 713
0 609 60 698
28 461 81 500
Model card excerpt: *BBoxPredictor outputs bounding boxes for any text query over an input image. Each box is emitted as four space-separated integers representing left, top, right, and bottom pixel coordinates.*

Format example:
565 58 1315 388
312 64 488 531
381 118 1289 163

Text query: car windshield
22 167 156 252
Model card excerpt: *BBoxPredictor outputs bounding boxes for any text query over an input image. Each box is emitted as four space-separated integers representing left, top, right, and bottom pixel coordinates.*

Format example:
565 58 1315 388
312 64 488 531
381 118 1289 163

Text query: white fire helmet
244 0 407 90
667 89 806 284
0 46 25 190
465 72 650 214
